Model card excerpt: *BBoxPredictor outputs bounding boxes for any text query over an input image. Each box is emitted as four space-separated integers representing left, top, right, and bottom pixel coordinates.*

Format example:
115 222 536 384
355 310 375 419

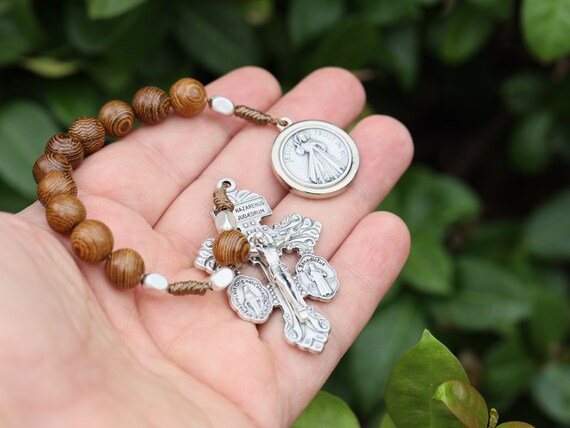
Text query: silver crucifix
195 178 339 353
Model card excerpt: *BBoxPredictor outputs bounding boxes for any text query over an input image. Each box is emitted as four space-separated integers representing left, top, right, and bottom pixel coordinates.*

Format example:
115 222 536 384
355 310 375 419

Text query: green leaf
429 257 530 331
496 423 536 428
44 77 100 126
348 298 426 415
508 111 553 174
462 220 522 260
0 178 33 213
501 71 549 115
521 266 569 357
483 335 535 411
385 330 469 428
310 19 380 70
434 380 488 428
0 101 59 198
467 0 514 20
385 167 481 239
439 3 494 64
288 0 344 46
524 188 570 260
531 363 570 424
400 233 454 296
20 57 81 78
174 0 260 75
522 0 570 62
358 0 420 26
0 0 42 66
292 391 360 428
381 24 420 90
379 413 397 428
65 2 142 54
87 0 148 19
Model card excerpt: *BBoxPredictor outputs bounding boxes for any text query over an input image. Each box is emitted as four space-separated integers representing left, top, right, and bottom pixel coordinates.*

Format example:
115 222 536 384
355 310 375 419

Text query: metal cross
195 178 339 353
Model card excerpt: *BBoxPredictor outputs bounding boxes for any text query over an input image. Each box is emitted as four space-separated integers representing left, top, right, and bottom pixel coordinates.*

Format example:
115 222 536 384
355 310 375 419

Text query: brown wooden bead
105 248 145 290
213 230 250 267
45 132 84 170
32 152 72 184
170 78 207 117
98 100 135 138
45 194 86 234
37 171 77 207
69 117 106 155
131 86 170 124
71 219 114 262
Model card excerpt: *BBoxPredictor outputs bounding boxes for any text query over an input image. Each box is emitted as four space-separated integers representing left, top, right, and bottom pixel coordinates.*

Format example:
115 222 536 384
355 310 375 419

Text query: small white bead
209 267 235 291
209 96 235 116
215 210 237 232
142 273 169 292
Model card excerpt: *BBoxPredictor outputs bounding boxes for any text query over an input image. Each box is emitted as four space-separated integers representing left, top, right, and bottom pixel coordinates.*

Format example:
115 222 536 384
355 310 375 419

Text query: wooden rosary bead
105 248 145 290
132 86 171 125
69 117 106 155
45 194 86 234
170 78 207 117
213 230 250 267
32 152 72 184
37 171 77 207
71 219 114 262
45 132 84 170
98 100 135 137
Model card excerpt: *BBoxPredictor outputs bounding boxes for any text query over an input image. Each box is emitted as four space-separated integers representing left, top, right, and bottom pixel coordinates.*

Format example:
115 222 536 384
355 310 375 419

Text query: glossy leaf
522 0 570 62
381 24 420 90
65 2 141 54
0 101 59 198
310 19 379 70
531 363 570 424
292 391 360 428
0 179 32 213
348 298 426 414
524 188 570 260
87 0 148 19
379 413 396 428
21 57 81 78
288 0 344 46
358 0 420 26
385 330 469 428
467 0 514 20
429 257 530 331
384 167 481 239
483 336 535 410
496 423 536 428
44 78 100 126
508 111 553 174
400 233 454 296
439 3 493 63
175 0 260 75
434 380 488 428
501 72 549 115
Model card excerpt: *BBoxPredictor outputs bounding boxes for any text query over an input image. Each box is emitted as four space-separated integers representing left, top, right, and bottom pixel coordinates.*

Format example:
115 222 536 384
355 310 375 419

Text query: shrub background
1 0 569 426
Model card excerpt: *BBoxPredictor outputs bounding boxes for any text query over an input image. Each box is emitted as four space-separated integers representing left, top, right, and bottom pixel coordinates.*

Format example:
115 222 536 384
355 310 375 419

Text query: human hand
0 67 413 427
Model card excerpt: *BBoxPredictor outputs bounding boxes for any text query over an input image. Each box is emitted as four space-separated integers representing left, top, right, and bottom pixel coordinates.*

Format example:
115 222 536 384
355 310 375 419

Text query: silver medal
195 178 340 353
271 120 360 199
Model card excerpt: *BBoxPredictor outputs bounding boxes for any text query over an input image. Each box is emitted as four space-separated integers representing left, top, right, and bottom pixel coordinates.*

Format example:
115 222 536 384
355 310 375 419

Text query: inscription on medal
233 196 272 224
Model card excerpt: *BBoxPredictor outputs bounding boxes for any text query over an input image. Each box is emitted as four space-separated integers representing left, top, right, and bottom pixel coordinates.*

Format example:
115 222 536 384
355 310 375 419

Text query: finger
155 67 366 256
274 212 411 424
23 67 282 226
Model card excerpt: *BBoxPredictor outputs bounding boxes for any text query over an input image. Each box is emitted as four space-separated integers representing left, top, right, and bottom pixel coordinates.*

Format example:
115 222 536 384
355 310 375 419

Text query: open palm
1 68 412 427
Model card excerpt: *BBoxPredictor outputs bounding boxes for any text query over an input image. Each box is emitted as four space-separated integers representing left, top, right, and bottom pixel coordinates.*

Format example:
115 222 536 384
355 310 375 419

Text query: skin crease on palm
0 67 413 428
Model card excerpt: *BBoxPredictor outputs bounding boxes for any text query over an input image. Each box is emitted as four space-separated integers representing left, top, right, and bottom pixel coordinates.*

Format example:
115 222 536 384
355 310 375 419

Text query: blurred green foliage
1 0 570 426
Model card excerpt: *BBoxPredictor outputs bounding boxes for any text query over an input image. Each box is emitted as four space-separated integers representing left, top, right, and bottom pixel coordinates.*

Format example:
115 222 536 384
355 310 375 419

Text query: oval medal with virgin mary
271 120 360 199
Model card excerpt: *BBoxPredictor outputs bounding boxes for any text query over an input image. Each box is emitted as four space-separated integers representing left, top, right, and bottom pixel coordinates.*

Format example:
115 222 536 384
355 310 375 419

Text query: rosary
33 78 359 353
